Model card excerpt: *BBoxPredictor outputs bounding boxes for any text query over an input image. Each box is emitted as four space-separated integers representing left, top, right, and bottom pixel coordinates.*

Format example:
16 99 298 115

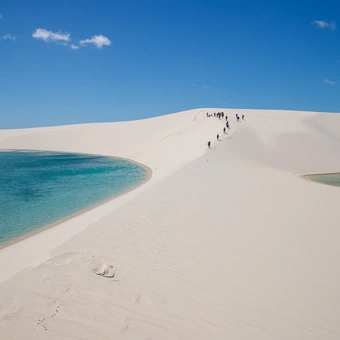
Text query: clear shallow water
307 173 340 187
0 151 148 245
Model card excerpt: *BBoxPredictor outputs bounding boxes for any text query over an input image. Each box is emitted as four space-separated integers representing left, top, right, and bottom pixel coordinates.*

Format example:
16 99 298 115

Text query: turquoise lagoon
306 173 340 188
0 151 149 245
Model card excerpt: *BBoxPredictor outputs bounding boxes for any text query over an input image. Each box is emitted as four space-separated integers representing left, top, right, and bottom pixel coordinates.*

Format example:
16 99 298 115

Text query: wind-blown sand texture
0 108 340 339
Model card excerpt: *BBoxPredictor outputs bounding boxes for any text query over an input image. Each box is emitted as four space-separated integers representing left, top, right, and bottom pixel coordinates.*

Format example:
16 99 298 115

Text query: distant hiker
242 115 244 120
217 134 219 140
207 112 209 117
222 112 224 118
207 141 211 148
214 113 216 117
225 116 228 121
223 127 226 134
227 121 230 129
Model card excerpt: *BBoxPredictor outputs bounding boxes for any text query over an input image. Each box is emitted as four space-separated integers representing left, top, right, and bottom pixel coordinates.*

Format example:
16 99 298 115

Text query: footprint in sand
0 296 20 326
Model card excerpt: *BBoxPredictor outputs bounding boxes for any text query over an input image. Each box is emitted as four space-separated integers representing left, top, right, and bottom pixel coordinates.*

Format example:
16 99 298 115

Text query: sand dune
0 108 340 339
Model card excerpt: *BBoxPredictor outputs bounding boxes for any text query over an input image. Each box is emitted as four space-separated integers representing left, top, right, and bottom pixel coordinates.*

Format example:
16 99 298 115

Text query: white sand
0 108 340 339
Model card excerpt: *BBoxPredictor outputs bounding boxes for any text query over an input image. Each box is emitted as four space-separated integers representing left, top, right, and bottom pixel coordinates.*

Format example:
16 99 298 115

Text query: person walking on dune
217 134 219 140
207 141 211 148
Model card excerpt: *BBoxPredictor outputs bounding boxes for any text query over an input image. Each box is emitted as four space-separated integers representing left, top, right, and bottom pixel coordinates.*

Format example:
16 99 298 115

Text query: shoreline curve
0 149 152 250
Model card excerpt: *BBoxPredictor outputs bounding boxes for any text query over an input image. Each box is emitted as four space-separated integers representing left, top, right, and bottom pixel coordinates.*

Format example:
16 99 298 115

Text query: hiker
223 127 226 134
214 113 216 117
227 121 230 129
207 141 211 148
225 116 228 121
242 115 244 120
217 134 219 140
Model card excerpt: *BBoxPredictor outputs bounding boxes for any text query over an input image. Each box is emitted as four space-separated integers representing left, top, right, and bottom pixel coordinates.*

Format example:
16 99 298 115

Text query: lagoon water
307 173 340 188
0 151 148 245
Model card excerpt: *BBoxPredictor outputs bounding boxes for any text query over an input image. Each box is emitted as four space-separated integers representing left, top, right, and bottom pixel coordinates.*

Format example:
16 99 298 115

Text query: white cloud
32 29 111 51
313 20 336 30
1 34 16 40
201 85 210 89
32 28 70 43
324 78 336 85
79 35 111 49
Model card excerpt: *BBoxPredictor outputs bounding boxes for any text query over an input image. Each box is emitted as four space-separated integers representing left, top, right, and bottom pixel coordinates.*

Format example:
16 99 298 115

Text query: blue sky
1 0 339 128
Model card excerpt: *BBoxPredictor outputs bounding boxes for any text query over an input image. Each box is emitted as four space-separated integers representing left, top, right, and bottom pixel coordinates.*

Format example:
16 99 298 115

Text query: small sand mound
93 263 115 278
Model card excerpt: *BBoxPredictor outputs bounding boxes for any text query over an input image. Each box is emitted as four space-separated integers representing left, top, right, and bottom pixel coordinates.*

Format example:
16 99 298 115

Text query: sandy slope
0 108 340 339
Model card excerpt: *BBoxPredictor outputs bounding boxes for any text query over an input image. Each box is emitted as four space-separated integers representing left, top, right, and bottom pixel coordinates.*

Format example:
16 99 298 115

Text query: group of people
207 111 226 120
236 113 245 121
207 112 246 148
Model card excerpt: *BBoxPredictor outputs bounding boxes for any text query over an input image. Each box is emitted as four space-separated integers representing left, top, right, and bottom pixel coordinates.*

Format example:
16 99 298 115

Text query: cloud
312 20 336 30
32 29 111 51
201 85 210 89
1 34 16 40
32 28 70 43
80 35 111 48
324 78 336 85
